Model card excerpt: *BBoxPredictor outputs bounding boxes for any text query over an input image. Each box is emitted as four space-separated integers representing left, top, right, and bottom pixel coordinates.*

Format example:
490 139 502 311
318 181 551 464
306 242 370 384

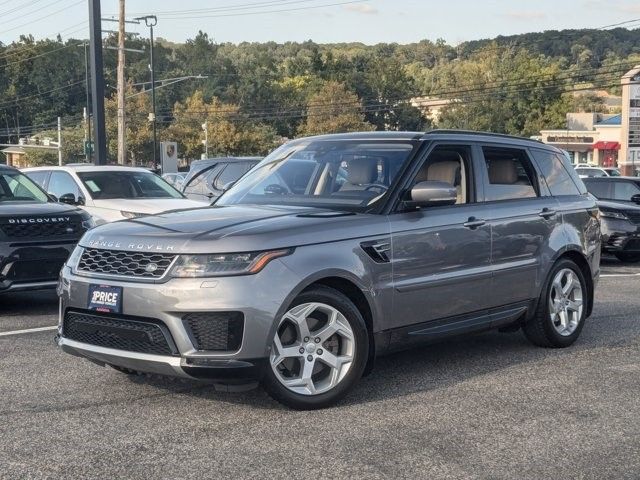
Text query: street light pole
83 43 91 162
135 15 158 170
202 121 208 158
88 0 107 165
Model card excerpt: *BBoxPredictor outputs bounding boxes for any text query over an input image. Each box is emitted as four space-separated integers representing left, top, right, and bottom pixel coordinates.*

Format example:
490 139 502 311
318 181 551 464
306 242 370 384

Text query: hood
0 201 83 220
80 204 389 254
94 198 209 213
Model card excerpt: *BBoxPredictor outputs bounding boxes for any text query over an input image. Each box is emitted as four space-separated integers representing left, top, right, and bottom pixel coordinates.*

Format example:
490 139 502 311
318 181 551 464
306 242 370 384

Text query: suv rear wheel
524 259 588 348
262 286 369 410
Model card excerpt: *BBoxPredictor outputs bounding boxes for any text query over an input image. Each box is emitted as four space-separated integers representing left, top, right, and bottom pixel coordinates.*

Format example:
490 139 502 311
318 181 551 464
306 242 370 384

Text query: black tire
615 252 640 263
262 285 369 410
523 259 588 348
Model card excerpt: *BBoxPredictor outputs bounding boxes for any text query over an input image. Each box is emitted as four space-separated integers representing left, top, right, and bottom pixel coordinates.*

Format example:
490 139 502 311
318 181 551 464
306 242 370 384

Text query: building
410 97 455 123
1 146 28 168
539 112 622 166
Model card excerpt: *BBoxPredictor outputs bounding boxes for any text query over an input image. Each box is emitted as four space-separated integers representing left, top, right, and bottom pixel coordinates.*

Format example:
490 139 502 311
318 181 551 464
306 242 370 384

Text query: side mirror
631 194 640 205
221 180 236 192
58 193 77 205
47 193 58 202
406 181 457 208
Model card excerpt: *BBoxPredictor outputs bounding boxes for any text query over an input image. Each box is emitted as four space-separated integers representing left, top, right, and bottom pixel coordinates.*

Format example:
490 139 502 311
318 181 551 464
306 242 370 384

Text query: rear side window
26 170 49 188
482 147 538 201
213 163 251 190
583 180 611 199
531 149 581 196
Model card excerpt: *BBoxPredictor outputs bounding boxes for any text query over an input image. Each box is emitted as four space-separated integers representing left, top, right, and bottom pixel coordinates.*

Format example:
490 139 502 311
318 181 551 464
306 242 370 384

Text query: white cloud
344 3 379 15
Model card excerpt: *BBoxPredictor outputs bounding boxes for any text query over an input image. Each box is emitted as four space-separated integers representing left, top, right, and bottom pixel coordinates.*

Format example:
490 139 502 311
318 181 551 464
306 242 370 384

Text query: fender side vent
360 240 391 263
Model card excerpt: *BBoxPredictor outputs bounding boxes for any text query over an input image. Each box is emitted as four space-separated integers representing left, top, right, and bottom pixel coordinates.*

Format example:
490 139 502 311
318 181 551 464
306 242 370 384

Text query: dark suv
0 165 93 293
583 176 640 262
182 157 261 203
57 131 600 409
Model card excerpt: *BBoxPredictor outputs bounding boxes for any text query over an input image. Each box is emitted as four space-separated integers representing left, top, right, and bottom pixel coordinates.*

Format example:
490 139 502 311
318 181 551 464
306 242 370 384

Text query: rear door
479 145 559 307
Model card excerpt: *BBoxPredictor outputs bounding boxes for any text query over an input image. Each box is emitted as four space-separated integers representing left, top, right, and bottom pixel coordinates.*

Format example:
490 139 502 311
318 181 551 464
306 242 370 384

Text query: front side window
218 140 416 212
48 171 81 199
612 181 640 201
408 145 472 205
482 147 538 201
531 149 581 196
0 170 49 203
77 171 183 200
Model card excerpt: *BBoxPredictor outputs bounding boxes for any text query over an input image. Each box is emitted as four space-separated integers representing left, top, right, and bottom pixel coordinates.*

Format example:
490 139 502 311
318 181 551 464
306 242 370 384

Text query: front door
388 144 492 330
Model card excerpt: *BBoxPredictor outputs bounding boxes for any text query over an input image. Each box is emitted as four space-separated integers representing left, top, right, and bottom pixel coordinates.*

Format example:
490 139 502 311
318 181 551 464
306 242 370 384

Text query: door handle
463 217 486 229
539 208 557 219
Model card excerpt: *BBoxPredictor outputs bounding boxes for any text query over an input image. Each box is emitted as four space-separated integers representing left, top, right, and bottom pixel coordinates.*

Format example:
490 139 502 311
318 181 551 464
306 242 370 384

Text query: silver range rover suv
57 131 601 409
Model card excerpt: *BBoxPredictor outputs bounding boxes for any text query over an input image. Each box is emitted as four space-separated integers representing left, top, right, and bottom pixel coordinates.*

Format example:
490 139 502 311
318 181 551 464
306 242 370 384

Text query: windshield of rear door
0 170 49 203
216 139 417 212
76 171 184 200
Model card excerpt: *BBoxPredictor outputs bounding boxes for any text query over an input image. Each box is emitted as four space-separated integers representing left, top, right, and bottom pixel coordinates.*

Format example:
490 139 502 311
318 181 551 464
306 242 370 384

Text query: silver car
57 131 601 409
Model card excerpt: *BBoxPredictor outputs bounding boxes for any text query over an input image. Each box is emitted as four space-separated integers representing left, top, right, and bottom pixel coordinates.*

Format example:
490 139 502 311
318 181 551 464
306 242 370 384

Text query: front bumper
57 261 301 381
0 243 75 293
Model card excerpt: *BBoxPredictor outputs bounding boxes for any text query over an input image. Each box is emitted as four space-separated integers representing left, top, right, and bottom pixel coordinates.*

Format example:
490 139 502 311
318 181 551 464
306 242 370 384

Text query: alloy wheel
270 302 355 396
548 268 583 336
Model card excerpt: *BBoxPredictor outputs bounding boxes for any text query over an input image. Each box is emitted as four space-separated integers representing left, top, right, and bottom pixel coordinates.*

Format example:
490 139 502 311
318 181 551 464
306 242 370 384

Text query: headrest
427 160 460 185
346 158 377 185
488 159 518 184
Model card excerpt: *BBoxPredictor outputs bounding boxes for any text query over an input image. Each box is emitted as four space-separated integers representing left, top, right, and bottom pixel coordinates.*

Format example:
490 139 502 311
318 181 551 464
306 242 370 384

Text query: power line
2 0 85 35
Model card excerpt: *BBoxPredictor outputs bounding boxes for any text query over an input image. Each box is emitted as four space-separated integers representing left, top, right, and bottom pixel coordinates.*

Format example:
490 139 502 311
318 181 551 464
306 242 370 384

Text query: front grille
63 310 177 356
1 221 82 238
7 258 66 282
77 248 175 278
183 312 244 351
625 211 640 225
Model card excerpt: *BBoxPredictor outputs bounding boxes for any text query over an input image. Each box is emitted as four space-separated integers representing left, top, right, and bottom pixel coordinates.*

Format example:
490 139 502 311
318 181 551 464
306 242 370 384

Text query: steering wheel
364 184 388 194
264 183 289 195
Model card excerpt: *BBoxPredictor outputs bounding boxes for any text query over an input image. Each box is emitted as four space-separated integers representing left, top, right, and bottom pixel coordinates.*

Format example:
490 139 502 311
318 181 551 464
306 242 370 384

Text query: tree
165 90 279 159
298 81 374 136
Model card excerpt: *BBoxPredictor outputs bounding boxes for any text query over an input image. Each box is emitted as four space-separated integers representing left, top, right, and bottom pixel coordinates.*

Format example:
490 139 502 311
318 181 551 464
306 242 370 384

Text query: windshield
0 170 49 203
217 140 416 211
77 171 184 200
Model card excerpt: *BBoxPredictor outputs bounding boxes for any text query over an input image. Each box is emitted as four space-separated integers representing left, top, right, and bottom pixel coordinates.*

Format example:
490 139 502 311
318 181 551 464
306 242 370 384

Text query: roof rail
424 129 543 144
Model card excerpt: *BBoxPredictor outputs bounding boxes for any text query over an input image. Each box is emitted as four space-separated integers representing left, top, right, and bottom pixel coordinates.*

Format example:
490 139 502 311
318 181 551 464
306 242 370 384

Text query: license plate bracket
87 284 123 314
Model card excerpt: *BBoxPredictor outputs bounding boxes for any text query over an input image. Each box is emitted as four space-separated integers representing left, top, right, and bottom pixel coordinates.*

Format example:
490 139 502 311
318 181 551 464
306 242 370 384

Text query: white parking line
601 273 640 278
0 325 57 337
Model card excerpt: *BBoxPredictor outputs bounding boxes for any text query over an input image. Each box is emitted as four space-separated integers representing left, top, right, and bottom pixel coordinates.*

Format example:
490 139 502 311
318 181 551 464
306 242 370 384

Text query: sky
1 0 640 46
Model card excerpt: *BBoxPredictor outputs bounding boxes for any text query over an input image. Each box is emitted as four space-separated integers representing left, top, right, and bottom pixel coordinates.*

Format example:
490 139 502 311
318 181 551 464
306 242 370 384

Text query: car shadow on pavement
123 328 593 411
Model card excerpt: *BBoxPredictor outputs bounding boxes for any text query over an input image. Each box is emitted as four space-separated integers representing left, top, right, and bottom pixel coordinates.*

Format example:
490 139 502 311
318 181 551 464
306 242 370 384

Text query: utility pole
88 0 107 165
82 43 92 162
57 117 63 166
116 0 126 165
135 15 158 170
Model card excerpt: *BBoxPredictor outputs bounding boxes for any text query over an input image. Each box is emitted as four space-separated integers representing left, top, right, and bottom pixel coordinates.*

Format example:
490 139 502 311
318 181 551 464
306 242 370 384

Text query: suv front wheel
524 259 588 348
262 286 369 410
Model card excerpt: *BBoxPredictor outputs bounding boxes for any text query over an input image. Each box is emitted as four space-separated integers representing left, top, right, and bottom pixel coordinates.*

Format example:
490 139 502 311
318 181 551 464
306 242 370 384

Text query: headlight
121 211 147 219
599 209 628 220
169 249 292 278
66 245 84 269
81 217 96 230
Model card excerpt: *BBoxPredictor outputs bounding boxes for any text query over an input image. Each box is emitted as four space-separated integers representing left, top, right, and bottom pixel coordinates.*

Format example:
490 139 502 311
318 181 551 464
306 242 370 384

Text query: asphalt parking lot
1 257 639 479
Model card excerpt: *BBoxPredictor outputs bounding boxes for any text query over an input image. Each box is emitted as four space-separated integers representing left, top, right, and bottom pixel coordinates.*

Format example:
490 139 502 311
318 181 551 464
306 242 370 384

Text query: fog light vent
183 312 244 351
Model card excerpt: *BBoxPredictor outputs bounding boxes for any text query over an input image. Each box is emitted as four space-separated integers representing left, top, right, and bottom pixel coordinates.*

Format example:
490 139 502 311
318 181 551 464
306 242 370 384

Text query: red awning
593 141 620 150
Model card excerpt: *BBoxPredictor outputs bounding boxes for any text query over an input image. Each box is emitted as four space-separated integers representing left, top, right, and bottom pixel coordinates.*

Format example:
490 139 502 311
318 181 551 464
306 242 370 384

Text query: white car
574 166 621 178
23 165 206 224
162 172 186 190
